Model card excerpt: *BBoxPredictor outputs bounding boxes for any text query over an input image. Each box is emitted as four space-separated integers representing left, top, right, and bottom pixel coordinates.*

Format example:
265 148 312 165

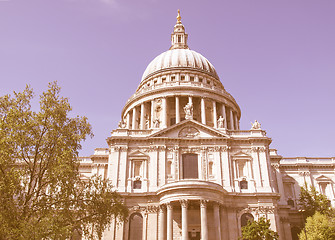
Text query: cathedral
79 11 335 240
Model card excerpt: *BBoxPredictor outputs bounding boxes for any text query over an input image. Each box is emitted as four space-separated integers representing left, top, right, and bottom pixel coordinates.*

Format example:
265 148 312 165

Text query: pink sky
1 0 334 157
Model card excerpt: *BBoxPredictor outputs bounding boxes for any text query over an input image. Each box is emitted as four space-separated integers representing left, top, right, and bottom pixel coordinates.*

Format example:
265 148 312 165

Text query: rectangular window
134 161 142 177
182 154 198 179
180 75 185 81
190 76 194 82
171 76 175 81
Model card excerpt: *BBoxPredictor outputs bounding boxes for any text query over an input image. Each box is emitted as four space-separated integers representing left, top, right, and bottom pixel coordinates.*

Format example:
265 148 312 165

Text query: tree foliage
0 82 128 239
298 184 331 219
240 217 279 240
298 211 335 240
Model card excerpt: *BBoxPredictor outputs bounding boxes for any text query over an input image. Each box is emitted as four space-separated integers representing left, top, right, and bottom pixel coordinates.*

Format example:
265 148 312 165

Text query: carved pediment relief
178 126 200 138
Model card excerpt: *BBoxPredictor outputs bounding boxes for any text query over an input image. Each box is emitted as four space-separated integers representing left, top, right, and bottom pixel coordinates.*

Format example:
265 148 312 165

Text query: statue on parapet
183 102 193 120
251 120 261 130
118 119 127 129
217 116 225 128
145 115 150 129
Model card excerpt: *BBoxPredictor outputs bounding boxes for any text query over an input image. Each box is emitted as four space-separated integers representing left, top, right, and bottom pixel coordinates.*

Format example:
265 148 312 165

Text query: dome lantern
170 10 189 50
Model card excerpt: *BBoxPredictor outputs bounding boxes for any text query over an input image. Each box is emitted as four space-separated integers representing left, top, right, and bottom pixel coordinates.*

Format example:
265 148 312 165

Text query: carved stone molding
146 205 159 213
298 171 311 176
272 163 280 170
222 146 231 152
166 203 173 210
251 146 266 152
200 199 209 208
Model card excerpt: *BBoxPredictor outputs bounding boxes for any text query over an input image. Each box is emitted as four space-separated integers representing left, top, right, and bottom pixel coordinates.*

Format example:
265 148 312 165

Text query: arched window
241 213 254 228
129 213 143 240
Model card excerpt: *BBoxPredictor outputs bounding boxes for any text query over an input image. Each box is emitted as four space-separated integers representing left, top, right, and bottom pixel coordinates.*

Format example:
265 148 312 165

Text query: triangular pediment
128 150 148 158
316 175 332 183
282 175 296 183
149 120 229 139
232 151 251 158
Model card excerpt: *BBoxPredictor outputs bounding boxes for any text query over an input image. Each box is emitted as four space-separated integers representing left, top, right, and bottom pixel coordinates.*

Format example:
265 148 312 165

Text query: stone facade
79 11 335 240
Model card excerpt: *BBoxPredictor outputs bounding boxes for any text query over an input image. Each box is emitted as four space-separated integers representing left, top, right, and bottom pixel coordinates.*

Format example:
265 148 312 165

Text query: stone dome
141 49 219 82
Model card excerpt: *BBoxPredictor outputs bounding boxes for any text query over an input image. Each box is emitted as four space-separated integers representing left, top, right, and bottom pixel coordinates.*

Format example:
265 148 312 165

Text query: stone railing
111 128 153 137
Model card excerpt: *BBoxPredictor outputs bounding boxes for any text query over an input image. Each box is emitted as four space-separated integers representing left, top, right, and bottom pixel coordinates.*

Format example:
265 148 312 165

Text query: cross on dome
170 9 189 50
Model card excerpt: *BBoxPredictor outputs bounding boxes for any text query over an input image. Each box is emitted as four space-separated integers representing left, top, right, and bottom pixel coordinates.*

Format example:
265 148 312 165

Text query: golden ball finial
177 9 182 24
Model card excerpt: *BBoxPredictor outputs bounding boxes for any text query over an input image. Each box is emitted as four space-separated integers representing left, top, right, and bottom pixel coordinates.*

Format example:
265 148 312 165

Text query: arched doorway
129 213 143 240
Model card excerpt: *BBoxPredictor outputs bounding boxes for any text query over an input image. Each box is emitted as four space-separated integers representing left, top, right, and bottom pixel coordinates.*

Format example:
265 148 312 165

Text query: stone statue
145 115 150 129
153 118 160 128
183 102 193 120
118 119 127 129
217 116 225 128
251 120 261 130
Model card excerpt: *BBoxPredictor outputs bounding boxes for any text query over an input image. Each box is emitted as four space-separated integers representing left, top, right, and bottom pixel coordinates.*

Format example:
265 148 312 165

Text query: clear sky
1 0 334 157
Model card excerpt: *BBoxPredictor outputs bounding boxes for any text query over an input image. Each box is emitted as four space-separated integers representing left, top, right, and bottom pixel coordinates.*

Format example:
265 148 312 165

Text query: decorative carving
217 115 225 128
178 127 200 138
166 203 173 210
299 171 311 176
214 146 221 151
183 102 193 120
259 147 266 152
180 199 189 208
251 120 261 130
200 199 209 208
272 163 280 170
222 146 230 152
146 205 159 213
251 147 259 152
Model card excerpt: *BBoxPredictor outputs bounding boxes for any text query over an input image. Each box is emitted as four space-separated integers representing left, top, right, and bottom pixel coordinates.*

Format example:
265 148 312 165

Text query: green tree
0 82 128 240
240 217 279 240
298 211 335 240
299 184 331 219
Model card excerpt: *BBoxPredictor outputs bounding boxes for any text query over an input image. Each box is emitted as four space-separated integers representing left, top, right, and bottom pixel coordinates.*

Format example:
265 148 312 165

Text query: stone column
176 96 180 124
159 205 166 240
221 104 227 129
201 98 206 125
126 112 130 129
200 200 208 240
180 200 188 240
132 107 137 130
229 108 234 130
213 203 221 240
162 97 167 128
140 103 145 130
234 112 239 130
167 203 173 240
151 100 154 129
213 100 217 128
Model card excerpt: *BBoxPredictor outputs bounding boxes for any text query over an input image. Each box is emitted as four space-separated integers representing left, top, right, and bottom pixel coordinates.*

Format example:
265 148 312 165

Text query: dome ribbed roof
141 49 219 82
